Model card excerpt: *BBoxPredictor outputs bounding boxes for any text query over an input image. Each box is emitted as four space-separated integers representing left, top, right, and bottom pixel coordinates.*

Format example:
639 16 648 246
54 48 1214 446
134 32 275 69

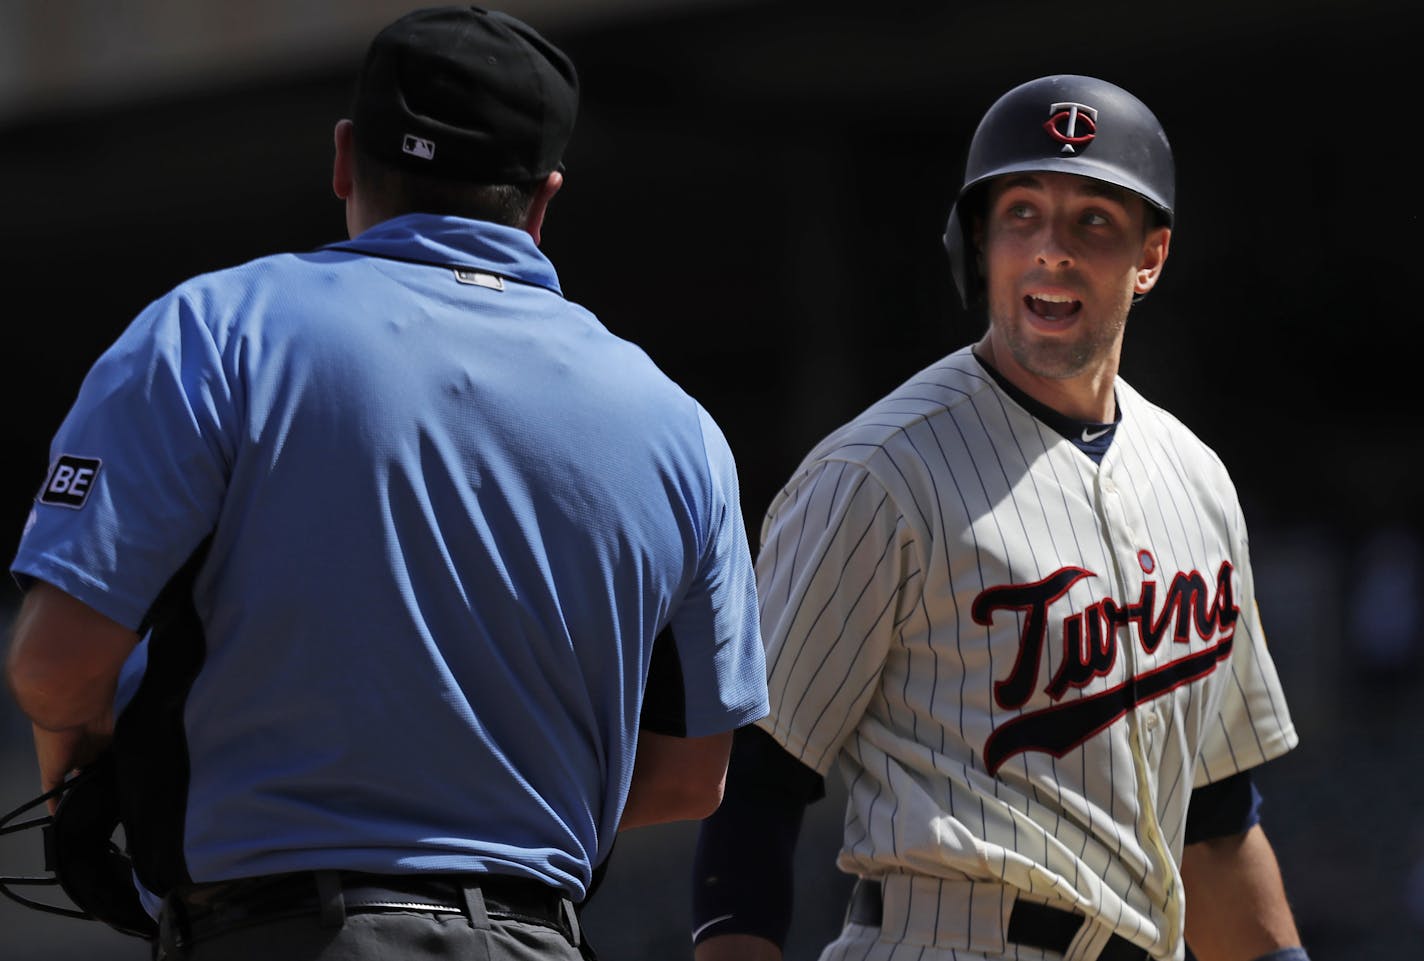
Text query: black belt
848 879 1148 961
164 870 575 945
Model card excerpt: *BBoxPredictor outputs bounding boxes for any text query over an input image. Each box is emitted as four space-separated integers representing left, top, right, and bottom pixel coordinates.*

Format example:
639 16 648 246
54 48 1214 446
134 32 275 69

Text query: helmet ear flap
943 185 986 310
942 204 970 310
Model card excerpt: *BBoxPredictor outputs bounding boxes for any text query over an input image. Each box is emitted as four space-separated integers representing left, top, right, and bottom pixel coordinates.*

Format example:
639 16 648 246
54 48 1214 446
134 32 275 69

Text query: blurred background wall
2 0 1421 957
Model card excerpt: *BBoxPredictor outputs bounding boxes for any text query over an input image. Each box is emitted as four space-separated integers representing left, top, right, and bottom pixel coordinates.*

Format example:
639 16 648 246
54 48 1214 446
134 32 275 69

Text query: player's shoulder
764 347 990 528
157 249 312 310
800 345 992 468
118 252 303 348
1116 377 1235 483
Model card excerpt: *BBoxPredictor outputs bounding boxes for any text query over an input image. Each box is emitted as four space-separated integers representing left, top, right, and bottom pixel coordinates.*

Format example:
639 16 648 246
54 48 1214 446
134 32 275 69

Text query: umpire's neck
328 118 563 244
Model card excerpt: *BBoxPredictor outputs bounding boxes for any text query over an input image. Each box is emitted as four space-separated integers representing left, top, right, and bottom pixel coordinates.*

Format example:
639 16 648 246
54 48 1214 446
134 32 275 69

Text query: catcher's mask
0 749 158 940
942 74 1175 309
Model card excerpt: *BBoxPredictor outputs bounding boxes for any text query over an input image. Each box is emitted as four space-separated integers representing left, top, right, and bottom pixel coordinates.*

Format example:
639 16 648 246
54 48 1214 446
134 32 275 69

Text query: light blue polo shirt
11 213 768 901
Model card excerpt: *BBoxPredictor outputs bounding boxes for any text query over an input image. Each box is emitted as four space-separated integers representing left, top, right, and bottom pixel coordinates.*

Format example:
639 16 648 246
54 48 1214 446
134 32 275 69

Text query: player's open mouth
1025 294 1081 320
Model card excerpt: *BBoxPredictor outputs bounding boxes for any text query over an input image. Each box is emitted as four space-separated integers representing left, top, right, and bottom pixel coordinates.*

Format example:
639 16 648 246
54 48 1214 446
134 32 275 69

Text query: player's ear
1133 226 1170 296
522 171 563 247
332 119 356 200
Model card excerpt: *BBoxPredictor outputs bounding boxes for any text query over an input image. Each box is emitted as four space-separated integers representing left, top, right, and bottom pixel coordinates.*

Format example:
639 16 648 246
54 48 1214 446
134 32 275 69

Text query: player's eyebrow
1075 180 1132 205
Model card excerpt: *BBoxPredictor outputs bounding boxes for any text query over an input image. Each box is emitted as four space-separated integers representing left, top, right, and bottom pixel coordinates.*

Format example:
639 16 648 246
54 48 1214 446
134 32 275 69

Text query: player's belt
848 878 1148 961
159 870 578 947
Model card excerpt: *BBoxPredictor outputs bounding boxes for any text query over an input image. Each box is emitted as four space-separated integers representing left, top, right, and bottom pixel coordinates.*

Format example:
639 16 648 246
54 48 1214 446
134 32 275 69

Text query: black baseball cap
352 5 578 184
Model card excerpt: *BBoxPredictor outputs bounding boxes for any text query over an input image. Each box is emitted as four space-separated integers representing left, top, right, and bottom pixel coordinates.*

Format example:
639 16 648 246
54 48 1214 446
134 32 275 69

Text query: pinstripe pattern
756 347 1297 961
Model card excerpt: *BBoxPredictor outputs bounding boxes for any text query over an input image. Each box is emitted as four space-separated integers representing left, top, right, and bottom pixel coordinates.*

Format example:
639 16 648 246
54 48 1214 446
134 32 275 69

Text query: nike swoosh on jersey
1081 426 1112 442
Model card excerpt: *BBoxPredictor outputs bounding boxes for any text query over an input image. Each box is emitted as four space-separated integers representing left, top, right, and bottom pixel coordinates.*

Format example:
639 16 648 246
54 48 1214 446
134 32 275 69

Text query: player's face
978 172 1169 387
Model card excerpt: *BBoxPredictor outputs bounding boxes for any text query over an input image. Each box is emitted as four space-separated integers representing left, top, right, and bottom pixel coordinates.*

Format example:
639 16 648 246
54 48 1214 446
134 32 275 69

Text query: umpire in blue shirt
5 6 770 960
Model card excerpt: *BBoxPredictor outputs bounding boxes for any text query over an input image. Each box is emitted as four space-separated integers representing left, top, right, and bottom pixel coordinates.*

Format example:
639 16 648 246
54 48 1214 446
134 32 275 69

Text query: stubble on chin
1000 326 1095 380
990 296 1131 382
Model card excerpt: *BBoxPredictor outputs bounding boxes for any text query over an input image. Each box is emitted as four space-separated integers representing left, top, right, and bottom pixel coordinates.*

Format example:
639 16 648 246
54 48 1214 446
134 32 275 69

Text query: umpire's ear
522 170 563 247
332 119 376 240
332 119 356 201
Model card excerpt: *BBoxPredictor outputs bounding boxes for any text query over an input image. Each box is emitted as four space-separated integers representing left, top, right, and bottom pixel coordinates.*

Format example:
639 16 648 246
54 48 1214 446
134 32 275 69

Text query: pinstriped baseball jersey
754 345 1297 960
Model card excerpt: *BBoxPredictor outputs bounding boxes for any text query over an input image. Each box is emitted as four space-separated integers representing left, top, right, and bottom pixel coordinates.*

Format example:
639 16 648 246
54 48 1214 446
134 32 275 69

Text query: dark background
3 1 1422 957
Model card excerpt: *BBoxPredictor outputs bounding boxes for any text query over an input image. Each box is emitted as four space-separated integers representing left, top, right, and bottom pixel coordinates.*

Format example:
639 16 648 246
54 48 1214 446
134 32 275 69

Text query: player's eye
1080 210 1111 227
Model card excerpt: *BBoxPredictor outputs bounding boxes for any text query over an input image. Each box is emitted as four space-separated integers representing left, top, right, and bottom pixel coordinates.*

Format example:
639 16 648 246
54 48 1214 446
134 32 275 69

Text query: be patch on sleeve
39 455 102 509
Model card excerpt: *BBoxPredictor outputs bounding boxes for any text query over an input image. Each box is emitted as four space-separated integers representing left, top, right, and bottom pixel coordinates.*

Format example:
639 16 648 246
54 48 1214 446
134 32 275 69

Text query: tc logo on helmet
1043 102 1097 154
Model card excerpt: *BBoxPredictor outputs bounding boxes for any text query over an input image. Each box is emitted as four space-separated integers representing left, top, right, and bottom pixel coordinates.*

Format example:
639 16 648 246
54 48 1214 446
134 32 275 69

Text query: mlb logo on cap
402 134 436 160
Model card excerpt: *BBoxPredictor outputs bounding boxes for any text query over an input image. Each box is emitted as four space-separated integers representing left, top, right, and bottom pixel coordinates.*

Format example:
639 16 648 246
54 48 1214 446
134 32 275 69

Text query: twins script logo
972 551 1237 773
1043 101 1097 154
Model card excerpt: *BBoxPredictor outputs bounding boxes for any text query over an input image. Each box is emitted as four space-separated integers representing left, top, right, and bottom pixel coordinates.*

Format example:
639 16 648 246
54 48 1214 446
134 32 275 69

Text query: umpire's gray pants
153 882 594 961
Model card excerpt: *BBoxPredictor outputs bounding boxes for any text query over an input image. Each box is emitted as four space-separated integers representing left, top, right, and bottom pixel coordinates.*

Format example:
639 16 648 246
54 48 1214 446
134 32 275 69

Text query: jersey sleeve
755 456 919 775
1192 498 1299 787
10 286 235 629
656 405 769 738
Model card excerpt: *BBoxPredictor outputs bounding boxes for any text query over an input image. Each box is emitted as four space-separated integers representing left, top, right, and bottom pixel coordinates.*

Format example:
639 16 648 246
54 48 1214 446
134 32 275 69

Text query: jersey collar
972 350 1120 462
324 213 562 294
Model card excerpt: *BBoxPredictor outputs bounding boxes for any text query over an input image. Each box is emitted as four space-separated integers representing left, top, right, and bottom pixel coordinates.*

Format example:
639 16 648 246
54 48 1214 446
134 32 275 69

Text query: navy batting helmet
942 74 1175 308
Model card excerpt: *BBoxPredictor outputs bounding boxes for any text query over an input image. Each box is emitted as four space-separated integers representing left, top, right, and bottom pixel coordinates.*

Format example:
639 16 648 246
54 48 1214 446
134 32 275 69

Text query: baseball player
5 7 768 961
690 75 1309 961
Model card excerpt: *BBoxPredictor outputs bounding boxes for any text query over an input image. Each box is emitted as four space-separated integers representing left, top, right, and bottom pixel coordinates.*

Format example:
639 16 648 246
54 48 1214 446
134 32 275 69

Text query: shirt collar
972 349 1120 461
325 213 561 294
